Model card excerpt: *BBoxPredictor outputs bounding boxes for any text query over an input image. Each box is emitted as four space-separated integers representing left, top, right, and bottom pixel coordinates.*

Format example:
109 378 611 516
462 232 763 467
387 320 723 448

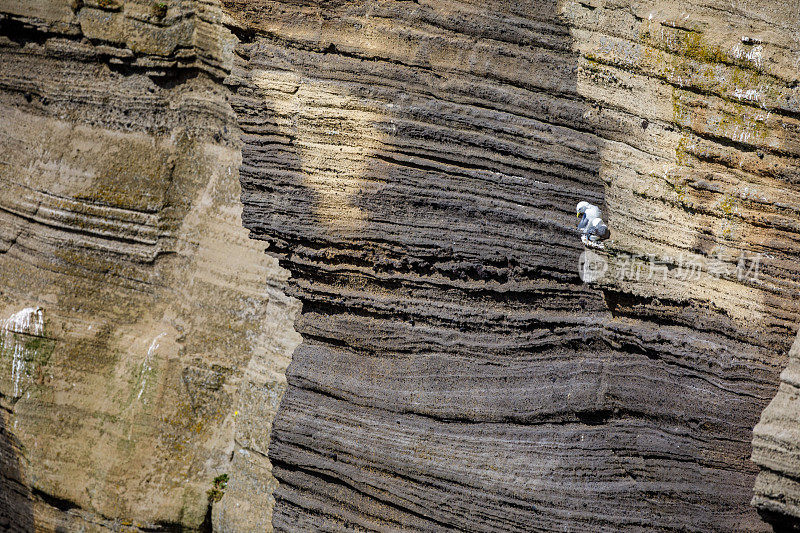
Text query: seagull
582 217 611 248
576 201 610 248
576 201 602 233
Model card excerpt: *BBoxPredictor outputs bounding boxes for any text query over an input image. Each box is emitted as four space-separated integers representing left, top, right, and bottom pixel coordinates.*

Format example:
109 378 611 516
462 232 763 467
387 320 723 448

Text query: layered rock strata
225 0 800 531
565 2 800 529
0 1 297 530
753 331 800 527
1 0 799 530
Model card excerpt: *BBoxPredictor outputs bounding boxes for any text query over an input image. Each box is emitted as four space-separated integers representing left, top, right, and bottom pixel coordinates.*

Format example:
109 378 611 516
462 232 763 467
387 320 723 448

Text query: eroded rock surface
0 1 297 530
2 0 800 530
226 0 800 531
753 331 800 528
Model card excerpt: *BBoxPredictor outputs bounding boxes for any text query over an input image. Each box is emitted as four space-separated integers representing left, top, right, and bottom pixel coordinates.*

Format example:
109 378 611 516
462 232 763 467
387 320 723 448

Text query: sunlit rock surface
225 0 800 531
0 1 297 530
2 0 800 531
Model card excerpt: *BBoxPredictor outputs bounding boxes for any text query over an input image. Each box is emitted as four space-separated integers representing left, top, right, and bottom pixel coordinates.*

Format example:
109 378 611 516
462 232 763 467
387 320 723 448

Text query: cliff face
226 0 800 531
753 330 800 524
2 0 800 531
0 1 298 530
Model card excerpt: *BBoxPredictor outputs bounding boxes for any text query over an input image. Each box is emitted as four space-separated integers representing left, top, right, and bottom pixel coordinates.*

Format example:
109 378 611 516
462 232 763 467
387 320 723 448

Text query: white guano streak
2 308 44 397
138 333 166 401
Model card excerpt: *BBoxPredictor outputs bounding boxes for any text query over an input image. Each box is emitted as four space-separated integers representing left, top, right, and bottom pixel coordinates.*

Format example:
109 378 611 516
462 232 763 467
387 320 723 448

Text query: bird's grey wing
586 219 609 241
593 221 610 241
586 205 602 221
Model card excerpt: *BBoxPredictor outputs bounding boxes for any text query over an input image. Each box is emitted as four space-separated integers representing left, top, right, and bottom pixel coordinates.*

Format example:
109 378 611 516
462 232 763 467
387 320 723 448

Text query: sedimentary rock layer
566 2 800 529
0 2 297 530
226 0 800 531
753 331 800 526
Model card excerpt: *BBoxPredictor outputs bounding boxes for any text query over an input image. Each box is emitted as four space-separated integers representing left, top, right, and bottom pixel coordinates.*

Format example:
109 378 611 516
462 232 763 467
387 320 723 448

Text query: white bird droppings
137 333 166 401
2 307 44 398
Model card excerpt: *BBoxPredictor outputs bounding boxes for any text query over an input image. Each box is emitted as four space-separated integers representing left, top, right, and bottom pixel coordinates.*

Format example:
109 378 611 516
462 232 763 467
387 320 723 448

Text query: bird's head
576 201 590 218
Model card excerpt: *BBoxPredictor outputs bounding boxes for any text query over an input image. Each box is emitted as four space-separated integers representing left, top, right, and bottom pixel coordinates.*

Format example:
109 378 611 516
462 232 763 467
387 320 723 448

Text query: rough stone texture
567 1 800 529
225 0 800 531
2 0 800 530
0 2 296 531
212 285 300 533
753 331 800 526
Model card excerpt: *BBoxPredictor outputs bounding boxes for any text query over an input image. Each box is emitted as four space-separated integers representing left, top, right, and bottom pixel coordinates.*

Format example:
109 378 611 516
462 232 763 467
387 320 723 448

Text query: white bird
581 218 611 249
576 201 610 248
576 201 602 233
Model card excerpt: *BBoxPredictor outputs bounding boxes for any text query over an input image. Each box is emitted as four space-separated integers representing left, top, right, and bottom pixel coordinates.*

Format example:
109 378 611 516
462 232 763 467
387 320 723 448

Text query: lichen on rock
1 0 800 531
0 1 297 530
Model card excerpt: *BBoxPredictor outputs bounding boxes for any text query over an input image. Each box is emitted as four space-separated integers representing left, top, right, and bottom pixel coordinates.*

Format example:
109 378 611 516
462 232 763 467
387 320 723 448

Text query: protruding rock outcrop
753 332 800 529
0 1 297 530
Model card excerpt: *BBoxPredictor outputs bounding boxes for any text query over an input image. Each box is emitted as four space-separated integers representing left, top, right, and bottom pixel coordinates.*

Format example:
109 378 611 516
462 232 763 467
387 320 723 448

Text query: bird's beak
576 213 580 218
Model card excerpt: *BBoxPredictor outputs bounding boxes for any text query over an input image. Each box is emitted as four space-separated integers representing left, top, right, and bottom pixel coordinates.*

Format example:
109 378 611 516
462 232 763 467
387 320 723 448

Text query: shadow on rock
0 410 34 532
